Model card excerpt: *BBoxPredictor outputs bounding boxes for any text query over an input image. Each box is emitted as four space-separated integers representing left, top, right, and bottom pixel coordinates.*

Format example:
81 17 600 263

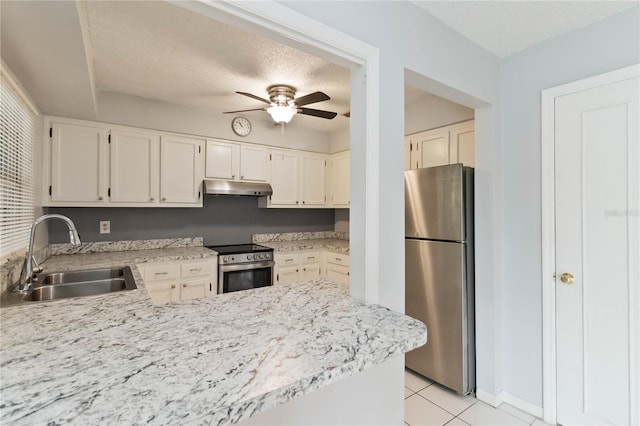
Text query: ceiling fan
223 85 338 124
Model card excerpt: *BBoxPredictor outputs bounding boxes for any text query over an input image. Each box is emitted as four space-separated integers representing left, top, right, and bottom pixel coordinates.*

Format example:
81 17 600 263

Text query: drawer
275 253 299 266
181 261 211 279
326 252 349 266
299 251 322 265
144 263 180 282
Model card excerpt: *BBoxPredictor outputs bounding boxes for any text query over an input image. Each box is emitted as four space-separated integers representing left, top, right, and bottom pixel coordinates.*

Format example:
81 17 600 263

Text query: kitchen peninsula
0 240 426 425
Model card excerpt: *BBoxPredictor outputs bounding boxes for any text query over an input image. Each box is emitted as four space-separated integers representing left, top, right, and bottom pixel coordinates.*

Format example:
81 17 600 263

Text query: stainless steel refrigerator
405 163 475 395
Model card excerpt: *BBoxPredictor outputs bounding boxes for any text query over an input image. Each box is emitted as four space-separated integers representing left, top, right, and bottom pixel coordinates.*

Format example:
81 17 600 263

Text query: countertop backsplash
253 231 349 243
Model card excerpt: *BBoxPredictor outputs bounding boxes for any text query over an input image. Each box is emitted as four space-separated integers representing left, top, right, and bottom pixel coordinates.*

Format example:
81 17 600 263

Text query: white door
555 75 639 425
160 136 204 204
332 152 350 207
300 153 326 206
269 150 299 205
110 130 159 203
206 140 239 180
50 122 108 203
240 145 267 181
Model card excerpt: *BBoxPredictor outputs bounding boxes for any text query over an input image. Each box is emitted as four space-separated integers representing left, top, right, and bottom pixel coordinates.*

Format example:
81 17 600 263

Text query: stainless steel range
206 244 274 294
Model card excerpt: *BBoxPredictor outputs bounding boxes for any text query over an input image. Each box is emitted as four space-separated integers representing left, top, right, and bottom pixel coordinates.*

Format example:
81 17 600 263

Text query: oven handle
219 260 274 272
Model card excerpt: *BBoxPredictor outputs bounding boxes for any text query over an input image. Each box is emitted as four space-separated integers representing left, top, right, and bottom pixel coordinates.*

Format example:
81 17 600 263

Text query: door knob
560 273 575 284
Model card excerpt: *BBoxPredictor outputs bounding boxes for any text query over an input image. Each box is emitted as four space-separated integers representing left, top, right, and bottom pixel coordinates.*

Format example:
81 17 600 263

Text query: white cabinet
413 129 450 168
330 151 350 207
406 119 475 170
266 150 299 206
205 140 267 182
110 129 159 204
140 258 216 305
300 251 322 280
449 121 475 167
44 117 204 207
300 153 326 206
274 253 300 285
205 140 239 180
50 122 108 203
160 135 204 204
325 253 350 285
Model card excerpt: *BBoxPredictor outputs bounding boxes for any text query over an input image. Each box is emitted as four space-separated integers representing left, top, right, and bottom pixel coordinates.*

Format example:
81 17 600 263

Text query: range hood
204 180 273 197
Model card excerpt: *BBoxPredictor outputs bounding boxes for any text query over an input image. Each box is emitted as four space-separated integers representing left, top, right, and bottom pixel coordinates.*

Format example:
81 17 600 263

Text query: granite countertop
0 249 426 425
259 238 349 254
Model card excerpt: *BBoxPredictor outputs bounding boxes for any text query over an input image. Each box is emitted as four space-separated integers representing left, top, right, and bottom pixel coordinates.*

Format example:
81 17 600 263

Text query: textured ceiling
81 1 351 132
413 1 638 57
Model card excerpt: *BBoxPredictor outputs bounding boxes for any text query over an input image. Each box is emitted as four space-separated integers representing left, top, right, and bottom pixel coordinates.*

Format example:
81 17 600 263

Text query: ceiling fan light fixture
267 105 296 124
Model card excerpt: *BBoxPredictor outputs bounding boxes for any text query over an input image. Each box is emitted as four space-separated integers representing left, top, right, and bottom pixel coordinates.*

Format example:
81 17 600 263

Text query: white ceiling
414 1 638 57
80 1 351 132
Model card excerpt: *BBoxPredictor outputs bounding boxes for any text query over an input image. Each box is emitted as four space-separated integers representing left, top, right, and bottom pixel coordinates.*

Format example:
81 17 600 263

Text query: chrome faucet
17 214 81 292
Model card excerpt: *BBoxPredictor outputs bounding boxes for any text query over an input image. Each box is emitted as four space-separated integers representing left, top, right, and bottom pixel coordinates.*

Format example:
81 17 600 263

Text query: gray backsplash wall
46 196 334 245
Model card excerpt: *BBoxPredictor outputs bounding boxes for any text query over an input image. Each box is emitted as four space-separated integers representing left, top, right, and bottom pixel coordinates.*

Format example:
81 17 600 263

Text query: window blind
0 74 35 258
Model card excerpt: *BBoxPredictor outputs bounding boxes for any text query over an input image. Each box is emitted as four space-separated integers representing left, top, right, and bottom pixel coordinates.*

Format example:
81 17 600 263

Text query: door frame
540 63 640 425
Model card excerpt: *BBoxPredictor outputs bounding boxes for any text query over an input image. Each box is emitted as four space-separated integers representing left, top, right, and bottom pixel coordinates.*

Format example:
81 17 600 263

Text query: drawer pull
182 283 187 288
154 272 168 276
171 284 176 289
307 256 315 260
335 257 341 262
285 259 294 263
189 268 202 273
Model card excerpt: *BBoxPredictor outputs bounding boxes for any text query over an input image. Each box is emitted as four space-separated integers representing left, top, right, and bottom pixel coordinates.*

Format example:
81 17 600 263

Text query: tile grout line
413 389 478 418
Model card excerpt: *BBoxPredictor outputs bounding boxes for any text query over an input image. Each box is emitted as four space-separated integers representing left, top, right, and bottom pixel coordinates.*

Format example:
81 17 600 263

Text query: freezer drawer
405 238 474 394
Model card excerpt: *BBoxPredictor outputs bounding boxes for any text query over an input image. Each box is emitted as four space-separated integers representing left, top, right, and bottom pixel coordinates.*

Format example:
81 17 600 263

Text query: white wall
279 0 502 402
405 91 474 136
500 6 640 407
96 90 333 153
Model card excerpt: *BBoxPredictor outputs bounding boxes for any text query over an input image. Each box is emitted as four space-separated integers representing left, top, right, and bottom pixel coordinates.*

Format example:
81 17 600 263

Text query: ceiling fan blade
222 108 266 114
236 91 271 104
298 107 338 120
294 91 330 106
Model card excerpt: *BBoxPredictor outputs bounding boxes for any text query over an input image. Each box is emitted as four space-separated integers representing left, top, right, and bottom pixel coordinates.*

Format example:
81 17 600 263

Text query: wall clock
231 116 252 137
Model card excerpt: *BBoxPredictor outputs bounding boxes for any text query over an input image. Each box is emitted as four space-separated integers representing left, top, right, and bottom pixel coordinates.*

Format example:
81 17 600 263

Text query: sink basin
36 267 126 285
1 266 137 306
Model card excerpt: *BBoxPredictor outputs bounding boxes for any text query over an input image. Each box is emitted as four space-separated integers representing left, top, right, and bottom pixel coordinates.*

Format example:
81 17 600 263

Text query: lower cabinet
274 250 349 285
139 258 217 304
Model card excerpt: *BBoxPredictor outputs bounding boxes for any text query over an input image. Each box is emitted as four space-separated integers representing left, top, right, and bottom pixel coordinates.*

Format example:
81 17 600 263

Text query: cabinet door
301 262 321 280
276 265 300 285
146 282 180 305
300 153 326 206
414 130 450 168
449 121 475 167
160 136 204 204
240 145 267 181
331 152 350 207
50 122 108 202
180 279 211 301
206 140 239 180
110 130 159 203
326 263 350 285
404 137 413 171
269 150 299 205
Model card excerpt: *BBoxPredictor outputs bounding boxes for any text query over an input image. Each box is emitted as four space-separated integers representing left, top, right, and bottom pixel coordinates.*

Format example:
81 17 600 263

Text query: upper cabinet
160 135 204 204
300 153 326 206
43 117 204 207
50 123 109 203
406 119 475 170
329 151 350 208
205 140 267 182
268 150 299 206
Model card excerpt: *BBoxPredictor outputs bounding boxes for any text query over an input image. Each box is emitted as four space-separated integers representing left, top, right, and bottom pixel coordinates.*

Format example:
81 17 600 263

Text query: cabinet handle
296 201 299 204
232 174 235 179
154 272 168 276
285 259 293 263
303 268 306 271
182 283 187 288
150 197 154 201
241 175 244 179
162 197 166 201
276 273 279 282
302 201 305 204
98 196 103 200
335 257 341 262
189 268 201 272
307 256 315 260
171 284 176 289
296 269 299 272
347 272 350 276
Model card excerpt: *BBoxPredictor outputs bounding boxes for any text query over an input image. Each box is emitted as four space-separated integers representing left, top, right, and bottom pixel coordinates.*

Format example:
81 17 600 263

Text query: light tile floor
404 369 550 426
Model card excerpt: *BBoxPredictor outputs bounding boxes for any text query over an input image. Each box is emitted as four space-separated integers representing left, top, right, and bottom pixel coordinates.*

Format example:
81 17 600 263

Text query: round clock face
231 116 251 137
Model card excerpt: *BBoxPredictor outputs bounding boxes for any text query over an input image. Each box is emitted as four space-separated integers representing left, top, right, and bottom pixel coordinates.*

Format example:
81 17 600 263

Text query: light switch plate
100 221 110 234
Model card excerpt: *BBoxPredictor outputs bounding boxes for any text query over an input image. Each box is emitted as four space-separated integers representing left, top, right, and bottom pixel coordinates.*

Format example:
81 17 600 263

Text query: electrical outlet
100 221 110 234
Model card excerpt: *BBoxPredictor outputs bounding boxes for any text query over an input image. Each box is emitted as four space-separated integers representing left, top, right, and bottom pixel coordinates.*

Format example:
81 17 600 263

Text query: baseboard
475 389 543 419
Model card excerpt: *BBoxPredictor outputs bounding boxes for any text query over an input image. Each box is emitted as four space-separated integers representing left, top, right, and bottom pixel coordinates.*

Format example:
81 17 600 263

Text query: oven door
218 261 274 294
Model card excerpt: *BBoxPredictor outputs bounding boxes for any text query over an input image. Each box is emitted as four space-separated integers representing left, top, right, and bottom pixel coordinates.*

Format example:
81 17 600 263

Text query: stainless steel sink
1 266 137 306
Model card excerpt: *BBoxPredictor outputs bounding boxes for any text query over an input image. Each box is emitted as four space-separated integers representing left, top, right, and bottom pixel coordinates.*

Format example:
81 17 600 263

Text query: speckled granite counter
259 238 349 254
1 249 425 425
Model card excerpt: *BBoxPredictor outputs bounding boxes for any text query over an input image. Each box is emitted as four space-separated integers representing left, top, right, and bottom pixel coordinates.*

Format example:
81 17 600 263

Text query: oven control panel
220 252 273 265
